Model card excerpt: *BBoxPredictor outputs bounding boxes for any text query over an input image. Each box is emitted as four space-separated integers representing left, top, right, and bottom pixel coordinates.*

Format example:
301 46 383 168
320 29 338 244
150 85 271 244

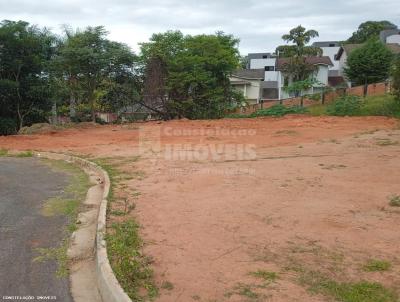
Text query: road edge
35 152 132 302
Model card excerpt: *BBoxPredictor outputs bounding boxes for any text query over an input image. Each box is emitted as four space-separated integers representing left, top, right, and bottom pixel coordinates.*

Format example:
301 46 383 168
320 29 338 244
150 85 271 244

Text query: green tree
344 39 393 92
167 32 241 119
53 26 136 121
392 55 400 102
283 79 320 107
347 21 397 44
0 20 55 130
139 31 241 119
139 31 185 119
276 25 322 57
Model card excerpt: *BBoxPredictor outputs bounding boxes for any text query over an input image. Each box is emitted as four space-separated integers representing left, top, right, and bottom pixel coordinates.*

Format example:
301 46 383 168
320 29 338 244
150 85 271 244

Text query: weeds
363 259 391 272
388 195 400 207
36 159 90 277
106 220 158 301
300 269 397 302
161 281 174 290
0 149 8 156
250 270 278 283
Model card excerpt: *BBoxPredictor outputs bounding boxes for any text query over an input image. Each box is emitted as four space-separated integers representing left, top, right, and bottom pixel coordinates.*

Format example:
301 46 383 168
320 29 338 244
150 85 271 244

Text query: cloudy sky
0 0 399 54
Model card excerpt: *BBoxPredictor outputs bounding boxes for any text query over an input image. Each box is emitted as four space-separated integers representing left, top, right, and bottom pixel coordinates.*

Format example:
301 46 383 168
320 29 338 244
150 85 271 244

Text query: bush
0 117 17 135
251 105 307 117
327 95 362 116
359 95 400 117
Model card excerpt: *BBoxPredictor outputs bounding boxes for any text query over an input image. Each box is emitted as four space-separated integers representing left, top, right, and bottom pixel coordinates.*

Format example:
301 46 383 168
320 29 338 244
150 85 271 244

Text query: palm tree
277 25 322 57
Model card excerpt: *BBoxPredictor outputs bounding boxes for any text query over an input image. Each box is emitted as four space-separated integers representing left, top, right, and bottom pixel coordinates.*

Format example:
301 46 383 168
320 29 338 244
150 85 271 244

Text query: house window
264 66 275 71
329 43 336 47
262 55 269 59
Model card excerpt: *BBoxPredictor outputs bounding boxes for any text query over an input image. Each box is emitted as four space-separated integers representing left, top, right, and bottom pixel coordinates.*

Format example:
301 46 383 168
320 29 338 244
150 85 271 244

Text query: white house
231 53 333 103
380 29 400 45
229 69 264 104
335 42 400 87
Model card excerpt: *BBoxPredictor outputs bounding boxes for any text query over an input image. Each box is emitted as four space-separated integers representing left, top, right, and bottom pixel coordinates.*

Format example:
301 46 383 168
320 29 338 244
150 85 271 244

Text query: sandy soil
1 115 400 301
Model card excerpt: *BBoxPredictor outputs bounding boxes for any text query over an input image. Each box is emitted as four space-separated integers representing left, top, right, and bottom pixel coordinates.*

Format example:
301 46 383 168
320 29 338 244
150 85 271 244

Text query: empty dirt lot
1 115 400 301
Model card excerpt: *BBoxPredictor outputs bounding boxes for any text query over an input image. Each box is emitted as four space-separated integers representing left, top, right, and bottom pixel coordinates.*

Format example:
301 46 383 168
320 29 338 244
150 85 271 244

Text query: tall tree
277 25 322 93
391 55 400 102
139 31 185 119
347 21 397 44
167 32 241 119
276 25 322 57
53 26 136 121
344 39 393 90
0 20 55 130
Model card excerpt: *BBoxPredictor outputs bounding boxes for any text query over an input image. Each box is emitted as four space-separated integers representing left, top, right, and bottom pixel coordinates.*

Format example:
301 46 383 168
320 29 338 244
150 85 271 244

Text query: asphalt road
0 157 73 302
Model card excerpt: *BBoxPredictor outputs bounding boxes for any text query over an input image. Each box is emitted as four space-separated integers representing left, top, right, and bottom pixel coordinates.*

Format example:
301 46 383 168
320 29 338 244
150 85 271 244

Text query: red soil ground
1 115 400 301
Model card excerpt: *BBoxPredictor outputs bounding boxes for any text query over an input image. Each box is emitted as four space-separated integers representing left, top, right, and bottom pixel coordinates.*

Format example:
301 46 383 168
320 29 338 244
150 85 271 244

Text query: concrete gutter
35 152 132 302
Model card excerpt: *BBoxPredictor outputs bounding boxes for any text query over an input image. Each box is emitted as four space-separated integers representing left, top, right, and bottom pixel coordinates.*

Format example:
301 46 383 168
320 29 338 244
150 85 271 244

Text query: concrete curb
35 152 132 302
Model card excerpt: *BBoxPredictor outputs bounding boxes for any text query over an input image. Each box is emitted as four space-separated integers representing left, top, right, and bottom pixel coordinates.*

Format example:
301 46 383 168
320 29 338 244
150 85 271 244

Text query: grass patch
161 281 174 290
35 159 90 277
227 104 307 118
250 270 278 282
14 150 33 157
299 270 397 302
363 260 391 272
388 195 400 207
33 241 69 277
0 149 8 156
307 94 400 118
375 139 399 146
106 220 158 301
308 104 328 116
93 156 158 300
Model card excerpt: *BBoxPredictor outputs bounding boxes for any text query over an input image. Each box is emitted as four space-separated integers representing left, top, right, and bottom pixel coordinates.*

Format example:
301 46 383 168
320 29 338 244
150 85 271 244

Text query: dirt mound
18 123 56 135
18 122 99 135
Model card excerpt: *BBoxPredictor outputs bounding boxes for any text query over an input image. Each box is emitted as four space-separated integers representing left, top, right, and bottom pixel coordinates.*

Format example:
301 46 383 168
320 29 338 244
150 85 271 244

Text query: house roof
276 56 333 71
335 43 400 60
231 69 265 80
230 80 251 85
312 41 341 47
380 29 400 43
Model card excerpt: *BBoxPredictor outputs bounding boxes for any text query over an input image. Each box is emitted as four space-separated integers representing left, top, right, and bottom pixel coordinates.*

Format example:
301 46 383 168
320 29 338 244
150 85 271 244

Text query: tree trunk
51 102 58 125
69 93 76 119
363 78 368 98
300 96 304 107
90 97 96 122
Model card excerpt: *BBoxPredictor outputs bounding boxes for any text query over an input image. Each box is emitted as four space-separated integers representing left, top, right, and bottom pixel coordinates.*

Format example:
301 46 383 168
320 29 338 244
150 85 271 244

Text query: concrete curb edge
35 152 132 302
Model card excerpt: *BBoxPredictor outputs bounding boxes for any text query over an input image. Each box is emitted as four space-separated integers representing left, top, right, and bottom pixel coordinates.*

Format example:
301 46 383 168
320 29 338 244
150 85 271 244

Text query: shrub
0 117 17 135
327 95 362 116
250 104 307 117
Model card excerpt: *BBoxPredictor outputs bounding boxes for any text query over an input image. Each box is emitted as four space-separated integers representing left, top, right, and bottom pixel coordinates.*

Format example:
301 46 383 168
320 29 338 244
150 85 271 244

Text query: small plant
375 139 399 146
251 105 307 117
388 195 400 207
363 259 391 272
15 150 33 157
106 220 158 300
0 149 8 156
161 281 174 290
250 270 278 282
300 269 397 302
327 95 362 116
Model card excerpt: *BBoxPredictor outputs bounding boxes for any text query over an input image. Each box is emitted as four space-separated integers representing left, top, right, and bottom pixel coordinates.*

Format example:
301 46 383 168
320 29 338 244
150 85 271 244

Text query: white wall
229 77 261 103
314 65 329 85
387 34 400 44
320 46 340 70
264 71 279 81
250 58 276 69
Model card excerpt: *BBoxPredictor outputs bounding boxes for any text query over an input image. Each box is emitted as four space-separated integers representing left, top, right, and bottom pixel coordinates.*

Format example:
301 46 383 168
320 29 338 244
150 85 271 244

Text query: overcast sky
0 0 399 54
